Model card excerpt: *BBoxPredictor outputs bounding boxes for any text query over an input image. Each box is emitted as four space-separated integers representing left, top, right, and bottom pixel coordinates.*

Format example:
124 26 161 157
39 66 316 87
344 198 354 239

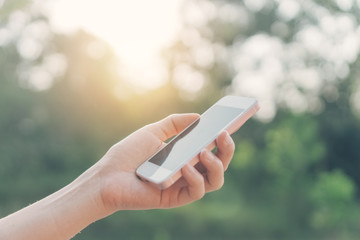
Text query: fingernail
224 131 232 145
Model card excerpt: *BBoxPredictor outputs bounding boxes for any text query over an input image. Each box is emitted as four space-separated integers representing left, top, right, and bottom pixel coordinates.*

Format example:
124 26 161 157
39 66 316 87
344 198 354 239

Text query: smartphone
136 96 259 189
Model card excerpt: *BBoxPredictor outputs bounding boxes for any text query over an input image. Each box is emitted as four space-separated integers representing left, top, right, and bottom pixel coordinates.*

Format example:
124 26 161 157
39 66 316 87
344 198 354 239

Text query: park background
1 0 360 239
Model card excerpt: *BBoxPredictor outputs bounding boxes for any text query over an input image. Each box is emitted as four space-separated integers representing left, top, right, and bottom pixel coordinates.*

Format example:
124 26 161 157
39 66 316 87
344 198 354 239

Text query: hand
0 113 236 240
94 113 236 212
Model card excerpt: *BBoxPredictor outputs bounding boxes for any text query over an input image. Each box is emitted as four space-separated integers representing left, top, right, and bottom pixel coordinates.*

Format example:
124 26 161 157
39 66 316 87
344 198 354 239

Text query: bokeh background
1 0 360 239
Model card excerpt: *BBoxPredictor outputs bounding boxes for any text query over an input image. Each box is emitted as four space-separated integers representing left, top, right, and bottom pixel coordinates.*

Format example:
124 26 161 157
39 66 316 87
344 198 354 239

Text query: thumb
146 113 200 141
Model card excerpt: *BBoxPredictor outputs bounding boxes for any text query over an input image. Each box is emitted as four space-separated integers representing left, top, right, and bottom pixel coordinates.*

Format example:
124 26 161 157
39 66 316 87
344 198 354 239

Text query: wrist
0 164 113 240
47 164 114 239
68 164 114 218
93 158 128 213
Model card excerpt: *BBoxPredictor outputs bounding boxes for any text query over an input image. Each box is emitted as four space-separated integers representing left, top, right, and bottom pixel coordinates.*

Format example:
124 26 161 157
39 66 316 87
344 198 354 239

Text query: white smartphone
136 96 259 189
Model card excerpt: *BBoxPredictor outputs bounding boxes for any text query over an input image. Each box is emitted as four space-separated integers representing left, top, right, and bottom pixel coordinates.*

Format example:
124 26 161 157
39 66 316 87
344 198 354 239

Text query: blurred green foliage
1 0 360 239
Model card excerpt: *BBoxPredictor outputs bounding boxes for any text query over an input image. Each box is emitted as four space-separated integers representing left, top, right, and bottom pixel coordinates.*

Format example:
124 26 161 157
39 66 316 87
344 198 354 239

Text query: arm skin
0 113 236 240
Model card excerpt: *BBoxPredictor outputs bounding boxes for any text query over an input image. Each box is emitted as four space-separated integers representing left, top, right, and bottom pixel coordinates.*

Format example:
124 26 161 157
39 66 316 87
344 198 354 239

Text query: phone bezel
136 96 258 188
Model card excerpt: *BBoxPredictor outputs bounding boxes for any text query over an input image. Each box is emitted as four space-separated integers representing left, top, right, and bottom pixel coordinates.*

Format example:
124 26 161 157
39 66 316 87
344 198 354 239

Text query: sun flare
49 0 184 90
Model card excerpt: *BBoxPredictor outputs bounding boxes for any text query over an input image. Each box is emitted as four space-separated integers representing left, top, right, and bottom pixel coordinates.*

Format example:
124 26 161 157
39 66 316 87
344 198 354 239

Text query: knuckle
210 177 224 191
143 122 156 131
167 113 176 120
215 158 225 169
196 187 205 200
216 178 225 190
226 138 235 150
209 158 224 172
194 178 205 199
230 138 236 147
168 114 180 132
168 113 180 122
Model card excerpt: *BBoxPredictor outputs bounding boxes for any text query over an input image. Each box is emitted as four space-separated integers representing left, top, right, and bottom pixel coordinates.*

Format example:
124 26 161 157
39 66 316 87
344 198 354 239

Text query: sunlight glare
49 0 183 90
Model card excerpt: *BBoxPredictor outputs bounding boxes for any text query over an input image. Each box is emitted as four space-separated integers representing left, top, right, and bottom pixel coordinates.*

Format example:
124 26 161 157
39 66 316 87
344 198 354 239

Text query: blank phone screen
149 105 244 170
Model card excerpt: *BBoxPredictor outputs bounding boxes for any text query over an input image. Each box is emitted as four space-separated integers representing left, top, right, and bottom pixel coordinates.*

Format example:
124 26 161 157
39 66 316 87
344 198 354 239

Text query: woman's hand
95 113 235 212
0 113 236 240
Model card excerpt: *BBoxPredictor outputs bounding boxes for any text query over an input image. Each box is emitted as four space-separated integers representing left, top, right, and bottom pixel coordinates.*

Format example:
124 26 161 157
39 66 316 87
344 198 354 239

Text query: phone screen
149 105 244 170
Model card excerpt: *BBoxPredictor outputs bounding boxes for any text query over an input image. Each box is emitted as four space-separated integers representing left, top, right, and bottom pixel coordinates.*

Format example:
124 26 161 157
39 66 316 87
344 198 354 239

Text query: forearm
0 165 110 240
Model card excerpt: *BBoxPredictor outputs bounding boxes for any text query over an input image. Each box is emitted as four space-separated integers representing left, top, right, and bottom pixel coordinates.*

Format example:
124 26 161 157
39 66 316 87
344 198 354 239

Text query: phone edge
136 99 260 190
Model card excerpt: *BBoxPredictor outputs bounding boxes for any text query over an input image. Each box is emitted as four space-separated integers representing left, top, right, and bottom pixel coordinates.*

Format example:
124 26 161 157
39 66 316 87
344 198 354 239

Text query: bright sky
49 0 184 90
